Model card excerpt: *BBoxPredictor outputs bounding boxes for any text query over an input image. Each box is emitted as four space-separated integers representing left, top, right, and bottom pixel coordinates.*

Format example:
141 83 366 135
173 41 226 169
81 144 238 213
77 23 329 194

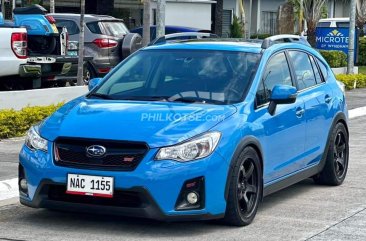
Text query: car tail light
98 67 111 74
93 39 118 49
11 32 27 59
45 15 56 24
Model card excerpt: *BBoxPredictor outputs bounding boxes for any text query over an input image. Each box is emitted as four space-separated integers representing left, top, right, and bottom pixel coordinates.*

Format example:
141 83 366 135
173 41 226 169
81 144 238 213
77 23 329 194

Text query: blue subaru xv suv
19 34 349 226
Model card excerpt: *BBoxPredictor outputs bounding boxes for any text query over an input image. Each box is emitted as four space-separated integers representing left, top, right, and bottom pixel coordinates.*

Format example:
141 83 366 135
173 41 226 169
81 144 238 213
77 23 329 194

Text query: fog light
20 178 28 191
187 192 199 205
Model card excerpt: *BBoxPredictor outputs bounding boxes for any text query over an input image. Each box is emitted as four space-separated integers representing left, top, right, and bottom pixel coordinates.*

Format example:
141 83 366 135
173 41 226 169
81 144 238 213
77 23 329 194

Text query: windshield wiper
169 97 227 105
87 93 114 100
117 96 170 101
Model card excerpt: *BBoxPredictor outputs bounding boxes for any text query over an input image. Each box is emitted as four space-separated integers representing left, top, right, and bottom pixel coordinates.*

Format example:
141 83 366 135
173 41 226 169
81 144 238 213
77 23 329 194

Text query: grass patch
358 66 366 74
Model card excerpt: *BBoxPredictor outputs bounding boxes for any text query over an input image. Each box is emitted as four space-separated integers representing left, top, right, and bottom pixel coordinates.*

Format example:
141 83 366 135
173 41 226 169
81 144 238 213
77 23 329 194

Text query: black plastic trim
224 136 263 201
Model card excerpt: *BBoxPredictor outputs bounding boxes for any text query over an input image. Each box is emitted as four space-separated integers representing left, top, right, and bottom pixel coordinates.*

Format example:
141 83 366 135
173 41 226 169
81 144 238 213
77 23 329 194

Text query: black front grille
54 137 149 171
47 185 143 208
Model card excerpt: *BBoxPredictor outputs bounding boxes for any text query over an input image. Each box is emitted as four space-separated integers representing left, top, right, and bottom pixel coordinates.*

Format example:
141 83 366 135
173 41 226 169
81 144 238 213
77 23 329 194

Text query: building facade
43 0 351 35
44 0 215 30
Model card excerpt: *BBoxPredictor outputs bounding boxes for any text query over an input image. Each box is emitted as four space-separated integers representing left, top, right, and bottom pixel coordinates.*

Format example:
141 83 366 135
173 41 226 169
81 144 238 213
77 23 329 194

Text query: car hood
40 97 237 148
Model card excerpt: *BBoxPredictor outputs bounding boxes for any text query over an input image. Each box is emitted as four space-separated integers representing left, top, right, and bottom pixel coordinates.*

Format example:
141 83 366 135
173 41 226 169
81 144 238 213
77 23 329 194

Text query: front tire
223 147 262 226
314 122 349 186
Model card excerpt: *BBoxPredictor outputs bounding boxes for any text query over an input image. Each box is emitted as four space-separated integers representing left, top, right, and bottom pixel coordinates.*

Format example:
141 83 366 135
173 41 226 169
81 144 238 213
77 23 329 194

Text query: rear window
55 19 79 35
101 21 129 37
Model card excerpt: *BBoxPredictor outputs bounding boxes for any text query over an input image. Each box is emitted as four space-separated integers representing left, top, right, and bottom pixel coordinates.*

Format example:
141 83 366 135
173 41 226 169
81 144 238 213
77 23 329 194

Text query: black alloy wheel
224 147 262 226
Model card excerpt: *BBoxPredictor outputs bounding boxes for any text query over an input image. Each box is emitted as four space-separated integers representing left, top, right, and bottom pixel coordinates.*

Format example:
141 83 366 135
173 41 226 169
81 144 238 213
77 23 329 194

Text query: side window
55 20 79 35
256 52 293 106
317 59 329 80
87 22 102 34
289 51 317 90
309 55 323 84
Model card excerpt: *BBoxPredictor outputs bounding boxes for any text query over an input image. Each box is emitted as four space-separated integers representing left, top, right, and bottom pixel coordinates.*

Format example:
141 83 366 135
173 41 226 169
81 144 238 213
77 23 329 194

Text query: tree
356 0 366 36
142 0 151 46
302 0 327 46
77 0 85 86
238 0 246 38
50 0 55 13
156 0 166 38
230 15 244 38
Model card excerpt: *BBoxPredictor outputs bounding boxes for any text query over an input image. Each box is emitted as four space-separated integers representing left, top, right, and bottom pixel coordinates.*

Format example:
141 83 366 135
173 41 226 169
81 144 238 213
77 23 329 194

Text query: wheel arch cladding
224 136 264 201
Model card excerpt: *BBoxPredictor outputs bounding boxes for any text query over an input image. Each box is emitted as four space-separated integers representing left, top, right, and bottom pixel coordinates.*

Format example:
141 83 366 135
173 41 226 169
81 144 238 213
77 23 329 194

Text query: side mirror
88 78 102 91
268 85 297 115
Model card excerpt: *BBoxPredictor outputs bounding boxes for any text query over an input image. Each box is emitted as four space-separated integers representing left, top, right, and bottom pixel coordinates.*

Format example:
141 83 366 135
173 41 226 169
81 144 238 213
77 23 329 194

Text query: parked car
130 25 211 41
50 13 142 85
19 34 349 226
0 5 77 90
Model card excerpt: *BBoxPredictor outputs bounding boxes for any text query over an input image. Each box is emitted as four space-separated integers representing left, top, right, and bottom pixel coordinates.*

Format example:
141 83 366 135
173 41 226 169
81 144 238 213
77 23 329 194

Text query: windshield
91 50 261 104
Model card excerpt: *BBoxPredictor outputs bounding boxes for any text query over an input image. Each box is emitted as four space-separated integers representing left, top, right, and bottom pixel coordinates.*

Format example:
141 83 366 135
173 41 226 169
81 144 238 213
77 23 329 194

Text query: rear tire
223 147 262 226
83 63 96 85
314 122 349 186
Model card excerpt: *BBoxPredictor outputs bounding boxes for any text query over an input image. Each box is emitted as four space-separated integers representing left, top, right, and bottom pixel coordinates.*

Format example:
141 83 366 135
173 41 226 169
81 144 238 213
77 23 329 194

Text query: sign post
316 26 358 63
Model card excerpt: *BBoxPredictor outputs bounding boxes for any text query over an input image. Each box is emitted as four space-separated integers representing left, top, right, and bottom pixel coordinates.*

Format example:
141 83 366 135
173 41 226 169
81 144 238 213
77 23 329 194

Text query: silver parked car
51 13 142 84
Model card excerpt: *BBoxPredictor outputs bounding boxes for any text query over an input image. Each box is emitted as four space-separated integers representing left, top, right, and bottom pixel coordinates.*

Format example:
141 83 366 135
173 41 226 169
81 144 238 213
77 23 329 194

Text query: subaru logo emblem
86 145 106 157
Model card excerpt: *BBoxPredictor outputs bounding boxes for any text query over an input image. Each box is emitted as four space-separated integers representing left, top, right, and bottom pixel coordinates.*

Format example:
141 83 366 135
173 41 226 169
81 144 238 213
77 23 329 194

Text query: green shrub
320 50 347 68
358 37 366 66
336 74 366 90
230 15 244 38
250 33 272 39
0 103 63 139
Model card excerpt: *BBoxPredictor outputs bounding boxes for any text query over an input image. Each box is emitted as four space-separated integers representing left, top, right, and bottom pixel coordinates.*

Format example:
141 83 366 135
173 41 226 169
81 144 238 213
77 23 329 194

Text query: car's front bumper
19 143 229 221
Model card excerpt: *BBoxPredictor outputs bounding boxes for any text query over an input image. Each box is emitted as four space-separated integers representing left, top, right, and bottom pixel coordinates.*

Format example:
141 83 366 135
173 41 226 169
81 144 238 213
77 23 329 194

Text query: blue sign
316 27 358 62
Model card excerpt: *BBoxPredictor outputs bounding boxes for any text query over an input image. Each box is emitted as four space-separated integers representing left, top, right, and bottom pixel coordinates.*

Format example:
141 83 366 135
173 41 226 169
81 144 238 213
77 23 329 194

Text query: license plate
66 174 114 198
27 57 56 64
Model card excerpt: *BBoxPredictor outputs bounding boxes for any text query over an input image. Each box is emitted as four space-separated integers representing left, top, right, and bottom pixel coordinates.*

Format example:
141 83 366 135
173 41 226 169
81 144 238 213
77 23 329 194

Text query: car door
288 51 334 168
254 52 306 184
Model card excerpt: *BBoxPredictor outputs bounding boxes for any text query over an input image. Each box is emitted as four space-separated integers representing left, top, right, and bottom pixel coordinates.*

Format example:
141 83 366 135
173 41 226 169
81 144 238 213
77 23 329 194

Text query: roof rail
149 32 218 46
261 34 310 49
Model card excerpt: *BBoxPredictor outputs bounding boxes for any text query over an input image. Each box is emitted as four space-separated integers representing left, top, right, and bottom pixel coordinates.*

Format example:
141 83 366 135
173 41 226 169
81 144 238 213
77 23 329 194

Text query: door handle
325 95 332 104
296 107 305 118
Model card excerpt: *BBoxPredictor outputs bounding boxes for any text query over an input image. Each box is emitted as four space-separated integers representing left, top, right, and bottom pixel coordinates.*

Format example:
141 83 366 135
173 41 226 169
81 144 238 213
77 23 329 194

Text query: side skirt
263 164 321 197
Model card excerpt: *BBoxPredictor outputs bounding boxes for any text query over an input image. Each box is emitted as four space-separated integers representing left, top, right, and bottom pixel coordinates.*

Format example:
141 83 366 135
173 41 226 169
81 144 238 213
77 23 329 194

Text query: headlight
155 132 221 162
25 126 48 152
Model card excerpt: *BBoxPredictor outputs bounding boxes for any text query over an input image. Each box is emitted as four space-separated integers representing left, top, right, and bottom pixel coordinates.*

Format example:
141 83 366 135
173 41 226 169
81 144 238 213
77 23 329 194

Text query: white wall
151 1 214 30
260 0 286 12
164 2 213 29
0 86 88 110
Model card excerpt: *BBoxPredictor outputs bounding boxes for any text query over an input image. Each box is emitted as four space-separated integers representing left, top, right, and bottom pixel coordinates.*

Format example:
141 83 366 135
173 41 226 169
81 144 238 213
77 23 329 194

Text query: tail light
93 39 118 49
45 15 56 24
98 67 111 74
11 32 28 59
